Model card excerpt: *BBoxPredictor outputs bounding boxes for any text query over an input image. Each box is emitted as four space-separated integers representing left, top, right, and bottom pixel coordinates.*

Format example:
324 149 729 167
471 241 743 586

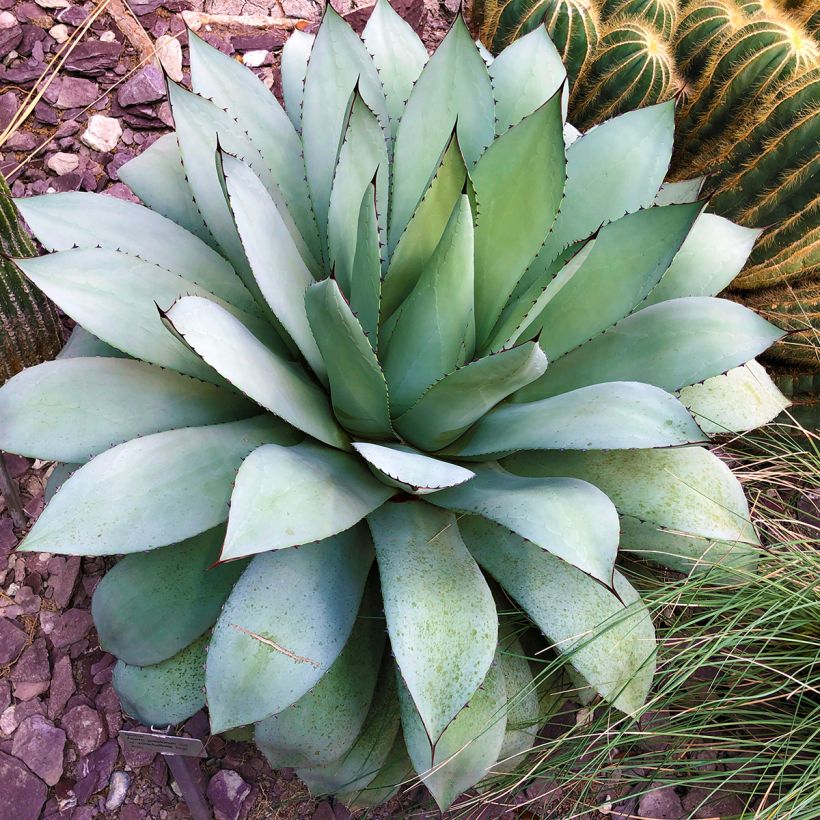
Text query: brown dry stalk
229 623 320 667
181 11 297 31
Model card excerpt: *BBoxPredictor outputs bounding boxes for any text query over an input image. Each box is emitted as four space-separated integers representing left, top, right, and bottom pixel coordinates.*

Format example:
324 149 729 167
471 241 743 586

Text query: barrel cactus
0 174 64 384
570 18 677 127
599 0 678 37
479 0 600 87
0 4 788 810
674 0 746 79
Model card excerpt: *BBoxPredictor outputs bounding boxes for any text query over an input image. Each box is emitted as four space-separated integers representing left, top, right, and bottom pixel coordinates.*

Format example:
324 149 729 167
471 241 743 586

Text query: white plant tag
119 731 206 757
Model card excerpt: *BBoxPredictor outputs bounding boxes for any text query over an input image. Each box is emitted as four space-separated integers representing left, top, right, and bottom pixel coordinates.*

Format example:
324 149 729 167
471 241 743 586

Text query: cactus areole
0 3 789 810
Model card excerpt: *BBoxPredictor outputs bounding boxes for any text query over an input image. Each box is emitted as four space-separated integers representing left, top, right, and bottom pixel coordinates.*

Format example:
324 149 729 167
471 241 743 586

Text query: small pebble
104 769 131 810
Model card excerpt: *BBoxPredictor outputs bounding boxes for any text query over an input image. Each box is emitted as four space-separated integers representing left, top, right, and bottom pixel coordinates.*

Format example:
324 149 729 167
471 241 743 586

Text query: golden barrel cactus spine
598 0 679 39
481 0 601 87
674 0 747 81
570 18 677 128
677 17 819 162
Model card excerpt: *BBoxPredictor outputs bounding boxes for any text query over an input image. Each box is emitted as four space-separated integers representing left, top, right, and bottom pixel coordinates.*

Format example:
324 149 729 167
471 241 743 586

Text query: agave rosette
0 2 789 809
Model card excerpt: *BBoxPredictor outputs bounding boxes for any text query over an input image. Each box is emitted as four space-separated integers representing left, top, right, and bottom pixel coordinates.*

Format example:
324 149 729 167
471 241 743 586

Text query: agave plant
0 1 790 809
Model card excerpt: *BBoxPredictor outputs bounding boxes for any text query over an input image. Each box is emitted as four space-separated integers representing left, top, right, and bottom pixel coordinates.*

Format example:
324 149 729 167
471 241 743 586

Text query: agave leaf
504 103 675 328
368 502 497 744
0 357 255 462
472 91 565 348
654 177 705 206
515 297 786 402
389 15 494 252
221 155 327 381
297 655 401 796
452 382 706 457
328 92 389 295
645 214 762 305
490 25 567 134
255 577 385 769
19 416 298 557
352 442 474 494
382 134 467 317
503 446 760 572
383 196 475 415
349 184 382 349
281 29 314 133
362 0 428 139
495 625 540 770
521 202 704 356
93 527 246 666
221 440 394 561
15 193 259 316
678 360 789 434
188 30 321 266
44 462 79 504
15 248 286 383
206 526 374 732
118 133 216 247
429 463 618 584
461 516 656 716
113 634 208 727
398 652 507 812
393 342 547 451
305 279 393 439
167 83 270 277
166 297 338 446
341 733 413 808
57 326 127 360
302 5 387 259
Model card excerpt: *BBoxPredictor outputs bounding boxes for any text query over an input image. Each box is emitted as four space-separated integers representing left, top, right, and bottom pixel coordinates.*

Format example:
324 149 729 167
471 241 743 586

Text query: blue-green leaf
452 382 706 456
394 342 547 451
206 526 374 732
429 463 618 584
19 417 298 557
93 527 246 666
368 502 497 743
222 440 394 561
0 357 254 462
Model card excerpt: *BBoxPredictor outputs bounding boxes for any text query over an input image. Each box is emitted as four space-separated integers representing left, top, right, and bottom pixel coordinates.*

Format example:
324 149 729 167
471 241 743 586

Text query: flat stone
0 750 47 820
0 11 21 58
0 699 44 736
312 803 335 820
15 2 51 26
48 21 67 41
80 113 122 153
241 49 266 67
49 555 81 608
40 608 93 649
155 34 182 81
10 638 49 700
207 769 251 820
11 715 66 786
73 738 118 805
105 770 131 810
117 65 165 106
0 682 9 714
232 31 286 50
47 654 75 720
639 786 685 820
63 40 122 76
55 76 98 108
35 0 69 8
55 4 86 26
61 704 105 756
0 516 16 556
0 618 27 665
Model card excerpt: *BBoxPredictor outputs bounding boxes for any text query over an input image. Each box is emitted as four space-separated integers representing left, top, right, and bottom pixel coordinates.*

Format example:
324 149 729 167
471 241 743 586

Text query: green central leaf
221 440 395 560
368 502 498 744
